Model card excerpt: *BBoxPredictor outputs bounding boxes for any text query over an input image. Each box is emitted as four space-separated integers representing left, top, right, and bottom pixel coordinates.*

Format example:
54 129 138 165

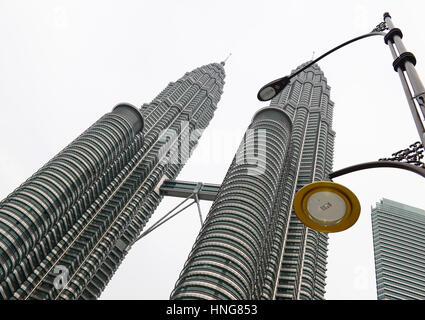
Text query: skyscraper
170 63 333 300
0 62 225 300
372 198 425 300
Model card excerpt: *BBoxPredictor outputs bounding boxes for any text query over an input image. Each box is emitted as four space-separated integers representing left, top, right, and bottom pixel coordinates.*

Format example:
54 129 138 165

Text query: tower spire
221 52 232 65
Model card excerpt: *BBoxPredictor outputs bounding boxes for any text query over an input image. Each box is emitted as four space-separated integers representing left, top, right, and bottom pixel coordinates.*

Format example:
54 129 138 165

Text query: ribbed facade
268 63 333 300
171 108 292 299
171 63 334 300
372 198 425 300
0 62 225 300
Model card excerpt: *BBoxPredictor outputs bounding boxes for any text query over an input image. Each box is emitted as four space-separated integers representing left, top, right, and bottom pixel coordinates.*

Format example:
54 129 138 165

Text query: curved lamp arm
328 160 425 180
258 31 387 101
291 32 386 79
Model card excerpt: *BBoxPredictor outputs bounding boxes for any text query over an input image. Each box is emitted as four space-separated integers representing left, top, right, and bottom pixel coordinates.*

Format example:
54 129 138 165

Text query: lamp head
257 76 290 101
293 181 361 233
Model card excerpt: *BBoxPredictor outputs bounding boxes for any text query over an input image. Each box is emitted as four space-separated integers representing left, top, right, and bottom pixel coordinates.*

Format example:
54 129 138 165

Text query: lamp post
257 13 425 233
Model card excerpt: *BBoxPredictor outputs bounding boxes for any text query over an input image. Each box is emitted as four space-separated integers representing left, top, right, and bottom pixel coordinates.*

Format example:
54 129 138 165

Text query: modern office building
0 62 225 300
372 198 425 299
171 63 333 300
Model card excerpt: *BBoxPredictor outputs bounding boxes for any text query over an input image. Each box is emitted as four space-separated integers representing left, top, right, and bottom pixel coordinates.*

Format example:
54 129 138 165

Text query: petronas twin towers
0 59 334 300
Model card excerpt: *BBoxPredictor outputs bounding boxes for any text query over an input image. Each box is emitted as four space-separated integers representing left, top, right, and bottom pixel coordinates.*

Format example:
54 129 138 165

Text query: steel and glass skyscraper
171 63 333 300
0 62 225 300
268 63 332 300
372 198 425 300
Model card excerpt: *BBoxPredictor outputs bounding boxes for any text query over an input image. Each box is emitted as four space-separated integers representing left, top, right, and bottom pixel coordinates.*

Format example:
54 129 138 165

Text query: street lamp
258 13 425 233
257 31 386 101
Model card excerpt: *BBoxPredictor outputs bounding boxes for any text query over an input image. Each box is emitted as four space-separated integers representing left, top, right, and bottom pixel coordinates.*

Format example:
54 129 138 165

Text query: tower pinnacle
221 52 232 66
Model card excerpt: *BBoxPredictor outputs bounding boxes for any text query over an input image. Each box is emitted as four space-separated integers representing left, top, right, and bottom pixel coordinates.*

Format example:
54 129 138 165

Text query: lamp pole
383 12 425 148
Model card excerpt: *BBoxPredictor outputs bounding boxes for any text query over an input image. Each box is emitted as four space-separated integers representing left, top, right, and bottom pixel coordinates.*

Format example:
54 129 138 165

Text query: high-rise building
372 198 425 300
170 63 333 300
0 62 225 300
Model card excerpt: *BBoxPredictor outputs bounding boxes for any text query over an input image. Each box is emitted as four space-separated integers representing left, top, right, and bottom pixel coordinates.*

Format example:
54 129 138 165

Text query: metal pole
383 12 425 146
194 194 203 225
192 182 204 225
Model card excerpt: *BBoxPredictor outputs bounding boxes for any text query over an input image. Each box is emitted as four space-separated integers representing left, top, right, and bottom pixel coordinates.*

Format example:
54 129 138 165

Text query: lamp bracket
379 141 425 168
384 27 403 44
371 21 388 33
392 51 416 72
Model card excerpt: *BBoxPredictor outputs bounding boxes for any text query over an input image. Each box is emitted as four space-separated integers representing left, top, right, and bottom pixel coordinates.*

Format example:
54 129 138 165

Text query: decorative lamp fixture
293 181 361 233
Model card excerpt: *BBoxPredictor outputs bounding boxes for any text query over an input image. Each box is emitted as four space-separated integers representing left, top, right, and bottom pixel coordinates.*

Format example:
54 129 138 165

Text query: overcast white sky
1 0 425 300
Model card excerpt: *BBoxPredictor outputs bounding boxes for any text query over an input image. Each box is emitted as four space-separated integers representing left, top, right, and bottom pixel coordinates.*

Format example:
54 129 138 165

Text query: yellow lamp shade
293 181 361 233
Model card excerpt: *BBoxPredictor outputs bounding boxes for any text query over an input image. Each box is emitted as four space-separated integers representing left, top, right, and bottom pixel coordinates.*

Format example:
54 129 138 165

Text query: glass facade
372 198 425 300
0 62 225 299
171 63 334 300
